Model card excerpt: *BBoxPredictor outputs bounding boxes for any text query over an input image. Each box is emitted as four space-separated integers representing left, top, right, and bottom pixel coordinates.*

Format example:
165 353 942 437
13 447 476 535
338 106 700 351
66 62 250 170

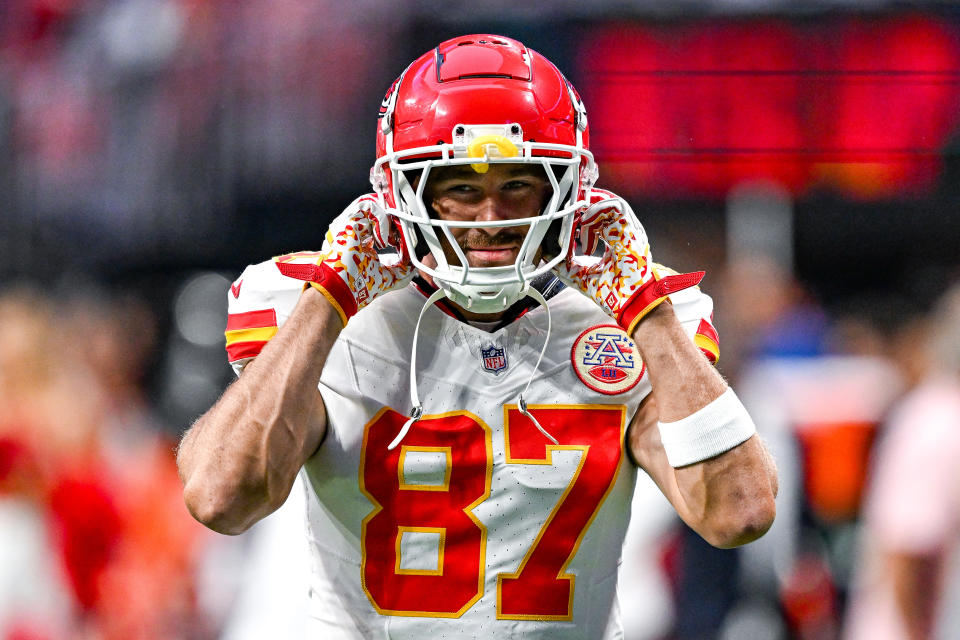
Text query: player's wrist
303 281 352 328
626 297 677 357
618 270 704 334
278 260 358 326
628 296 673 325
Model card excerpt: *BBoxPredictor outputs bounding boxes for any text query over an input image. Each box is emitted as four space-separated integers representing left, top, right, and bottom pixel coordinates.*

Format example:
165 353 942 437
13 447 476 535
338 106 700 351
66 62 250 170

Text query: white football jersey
224 253 718 639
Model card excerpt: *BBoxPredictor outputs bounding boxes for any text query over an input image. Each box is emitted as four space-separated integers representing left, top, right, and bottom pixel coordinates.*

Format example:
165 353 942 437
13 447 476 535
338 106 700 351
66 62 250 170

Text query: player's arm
553 190 776 547
177 287 338 535
627 301 777 548
177 196 412 535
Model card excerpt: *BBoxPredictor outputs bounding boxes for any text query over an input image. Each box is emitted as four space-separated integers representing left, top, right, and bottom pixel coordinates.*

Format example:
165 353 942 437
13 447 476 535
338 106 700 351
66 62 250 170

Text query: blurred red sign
578 16 960 200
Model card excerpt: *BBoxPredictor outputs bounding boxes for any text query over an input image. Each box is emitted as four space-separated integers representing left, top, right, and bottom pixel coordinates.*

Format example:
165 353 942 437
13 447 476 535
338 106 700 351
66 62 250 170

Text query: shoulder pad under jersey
224 251 324 371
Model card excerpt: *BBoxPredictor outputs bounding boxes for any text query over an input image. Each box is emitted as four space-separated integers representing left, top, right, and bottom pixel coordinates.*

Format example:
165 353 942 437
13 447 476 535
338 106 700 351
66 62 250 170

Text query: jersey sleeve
657 262 720 365
224 252 323 375
586 188 719 364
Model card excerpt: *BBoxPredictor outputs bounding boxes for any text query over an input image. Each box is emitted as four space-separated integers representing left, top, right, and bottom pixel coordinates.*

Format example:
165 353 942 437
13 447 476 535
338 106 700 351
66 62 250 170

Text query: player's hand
276 195 413 324
553 192 704 334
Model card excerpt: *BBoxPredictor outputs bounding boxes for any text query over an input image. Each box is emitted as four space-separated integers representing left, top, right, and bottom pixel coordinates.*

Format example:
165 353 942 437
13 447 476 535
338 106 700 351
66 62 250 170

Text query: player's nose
473 196 511 236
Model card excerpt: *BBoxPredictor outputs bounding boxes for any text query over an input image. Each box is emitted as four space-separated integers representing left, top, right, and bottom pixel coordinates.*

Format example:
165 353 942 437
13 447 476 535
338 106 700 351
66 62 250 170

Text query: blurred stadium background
1 1 959 638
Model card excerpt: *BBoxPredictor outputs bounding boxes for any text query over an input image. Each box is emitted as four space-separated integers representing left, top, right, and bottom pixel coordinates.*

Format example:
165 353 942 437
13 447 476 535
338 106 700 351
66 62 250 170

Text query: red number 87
359 404 626 620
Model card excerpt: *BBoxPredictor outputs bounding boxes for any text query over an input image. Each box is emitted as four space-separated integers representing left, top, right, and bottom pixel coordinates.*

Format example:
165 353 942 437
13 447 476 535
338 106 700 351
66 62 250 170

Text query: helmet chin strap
387 286 557 451
513 287 558 445
388 287 444 451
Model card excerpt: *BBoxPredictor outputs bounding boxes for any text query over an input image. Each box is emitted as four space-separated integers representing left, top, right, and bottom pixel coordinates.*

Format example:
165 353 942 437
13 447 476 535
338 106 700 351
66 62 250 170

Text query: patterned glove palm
553 191 704 334
276 195 414 325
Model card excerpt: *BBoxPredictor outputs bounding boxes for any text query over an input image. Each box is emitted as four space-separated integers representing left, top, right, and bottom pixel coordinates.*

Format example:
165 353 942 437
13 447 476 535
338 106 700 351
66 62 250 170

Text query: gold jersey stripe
225 325 278 345
694 333 720 362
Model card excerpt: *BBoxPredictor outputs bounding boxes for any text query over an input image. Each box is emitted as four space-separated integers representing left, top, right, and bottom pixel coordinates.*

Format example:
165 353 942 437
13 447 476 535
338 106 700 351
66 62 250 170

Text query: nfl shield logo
480 344 508 375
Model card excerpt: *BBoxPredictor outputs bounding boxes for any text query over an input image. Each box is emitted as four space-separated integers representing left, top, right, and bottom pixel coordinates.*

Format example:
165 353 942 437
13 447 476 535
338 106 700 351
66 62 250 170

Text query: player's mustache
459 229 527 249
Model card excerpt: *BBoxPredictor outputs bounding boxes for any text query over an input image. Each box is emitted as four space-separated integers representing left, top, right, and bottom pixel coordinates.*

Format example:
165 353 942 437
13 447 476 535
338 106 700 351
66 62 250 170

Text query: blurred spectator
717 251 830 379
0 288 74 639
618 475 678 640
0 0 407 278
0 285 214 639
845 283 960 640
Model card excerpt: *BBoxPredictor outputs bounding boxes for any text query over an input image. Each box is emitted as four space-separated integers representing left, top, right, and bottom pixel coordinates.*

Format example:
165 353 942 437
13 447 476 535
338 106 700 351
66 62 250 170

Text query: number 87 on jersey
359 403 627 620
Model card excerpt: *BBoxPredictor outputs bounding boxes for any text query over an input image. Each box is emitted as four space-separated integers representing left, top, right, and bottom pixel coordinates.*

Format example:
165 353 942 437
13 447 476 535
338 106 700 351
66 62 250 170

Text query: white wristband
657 387 757 467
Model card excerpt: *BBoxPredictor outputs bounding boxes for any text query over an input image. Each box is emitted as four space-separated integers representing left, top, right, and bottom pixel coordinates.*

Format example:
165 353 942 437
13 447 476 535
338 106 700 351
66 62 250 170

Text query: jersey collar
411 274 565 332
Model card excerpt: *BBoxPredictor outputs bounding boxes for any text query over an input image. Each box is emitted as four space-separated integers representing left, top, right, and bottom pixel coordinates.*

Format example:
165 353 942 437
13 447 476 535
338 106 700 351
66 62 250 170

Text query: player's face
425 163 552 268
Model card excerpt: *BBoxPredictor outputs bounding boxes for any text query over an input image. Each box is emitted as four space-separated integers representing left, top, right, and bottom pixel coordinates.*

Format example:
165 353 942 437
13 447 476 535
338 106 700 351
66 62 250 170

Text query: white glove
276 195 414 324
553 190 703 334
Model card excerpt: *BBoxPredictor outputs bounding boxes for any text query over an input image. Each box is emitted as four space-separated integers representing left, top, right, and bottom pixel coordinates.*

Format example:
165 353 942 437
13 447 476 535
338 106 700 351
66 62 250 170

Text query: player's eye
439 183 482 198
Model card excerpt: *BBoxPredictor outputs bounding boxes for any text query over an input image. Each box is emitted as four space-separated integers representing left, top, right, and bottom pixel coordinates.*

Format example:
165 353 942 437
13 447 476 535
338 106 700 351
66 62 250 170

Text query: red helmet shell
372 34 595 293
376 34 589 161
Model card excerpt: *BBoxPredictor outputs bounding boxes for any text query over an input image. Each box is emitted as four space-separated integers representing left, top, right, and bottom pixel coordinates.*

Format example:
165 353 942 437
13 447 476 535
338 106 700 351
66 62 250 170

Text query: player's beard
448 227 530 267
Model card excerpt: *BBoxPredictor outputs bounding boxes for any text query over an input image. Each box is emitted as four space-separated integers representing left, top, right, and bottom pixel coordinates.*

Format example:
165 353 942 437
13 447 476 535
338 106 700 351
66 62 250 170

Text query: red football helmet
371 34 597 312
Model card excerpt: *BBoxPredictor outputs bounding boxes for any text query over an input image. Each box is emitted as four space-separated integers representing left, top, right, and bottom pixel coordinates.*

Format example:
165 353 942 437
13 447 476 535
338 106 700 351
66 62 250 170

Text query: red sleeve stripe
694 318 720 364
226 309 278 331
696 318 719 344
225 309 279 363
227 340 270 363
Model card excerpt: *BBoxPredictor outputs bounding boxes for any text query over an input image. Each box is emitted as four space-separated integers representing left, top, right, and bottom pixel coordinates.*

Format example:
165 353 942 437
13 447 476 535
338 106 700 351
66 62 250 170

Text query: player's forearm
632 302 727 420
632 302 777 548
178 287 339 534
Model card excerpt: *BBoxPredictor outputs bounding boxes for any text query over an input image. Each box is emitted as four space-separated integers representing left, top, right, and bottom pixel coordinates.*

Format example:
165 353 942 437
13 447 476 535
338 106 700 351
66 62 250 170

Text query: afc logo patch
480 344 508 375
571 325 644 395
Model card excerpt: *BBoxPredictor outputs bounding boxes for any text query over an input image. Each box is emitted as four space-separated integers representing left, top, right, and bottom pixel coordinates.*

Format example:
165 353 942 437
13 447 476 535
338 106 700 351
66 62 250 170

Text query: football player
177 34 777 638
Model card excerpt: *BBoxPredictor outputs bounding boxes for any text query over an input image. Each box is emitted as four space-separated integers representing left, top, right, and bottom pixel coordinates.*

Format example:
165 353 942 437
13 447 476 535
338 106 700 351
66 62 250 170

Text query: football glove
276 195 413 325
553 191 704 334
